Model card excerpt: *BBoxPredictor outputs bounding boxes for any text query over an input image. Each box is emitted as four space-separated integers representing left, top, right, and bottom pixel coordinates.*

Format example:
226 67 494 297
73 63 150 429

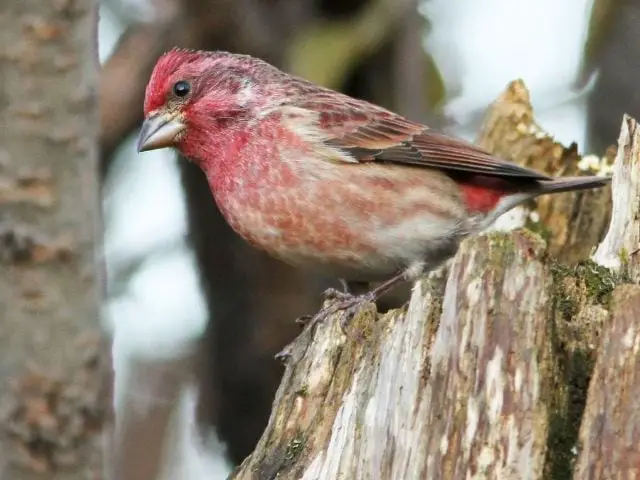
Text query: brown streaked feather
293 91 552 181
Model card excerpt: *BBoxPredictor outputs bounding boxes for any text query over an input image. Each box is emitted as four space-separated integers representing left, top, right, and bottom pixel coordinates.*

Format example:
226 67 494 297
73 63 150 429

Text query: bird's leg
304 264 425 328
276 292 369 361
330 262 427 328
276 264 425 361
320 279 368 301
296 280 372 327
293 279 357 326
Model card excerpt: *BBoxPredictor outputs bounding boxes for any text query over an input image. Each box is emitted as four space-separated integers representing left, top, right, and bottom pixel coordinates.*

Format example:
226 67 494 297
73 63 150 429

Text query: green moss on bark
545 258 619 479
284 430 306 465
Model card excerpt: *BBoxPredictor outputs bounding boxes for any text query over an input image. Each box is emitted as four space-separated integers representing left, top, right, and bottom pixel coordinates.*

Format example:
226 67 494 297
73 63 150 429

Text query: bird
137 48 610 333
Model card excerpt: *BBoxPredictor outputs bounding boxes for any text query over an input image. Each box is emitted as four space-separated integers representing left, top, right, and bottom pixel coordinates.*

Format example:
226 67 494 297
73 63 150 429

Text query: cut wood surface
229 82 638 480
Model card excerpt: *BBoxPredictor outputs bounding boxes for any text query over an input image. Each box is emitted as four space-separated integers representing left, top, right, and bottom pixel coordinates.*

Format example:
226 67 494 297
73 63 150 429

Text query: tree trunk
0 0 110 478
229 82 638 479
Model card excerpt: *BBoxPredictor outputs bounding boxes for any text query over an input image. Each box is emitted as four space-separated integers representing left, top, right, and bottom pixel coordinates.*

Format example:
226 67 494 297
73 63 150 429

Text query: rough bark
573 286 640 478
574 113 640 478
0 0 109 478
231 231 558 480
229 82 639 479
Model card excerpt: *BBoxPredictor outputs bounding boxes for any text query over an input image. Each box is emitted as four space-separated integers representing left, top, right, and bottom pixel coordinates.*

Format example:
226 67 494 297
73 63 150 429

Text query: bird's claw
312 292 377 330
332 292 377 329
275 292 378 361
322 287 352 301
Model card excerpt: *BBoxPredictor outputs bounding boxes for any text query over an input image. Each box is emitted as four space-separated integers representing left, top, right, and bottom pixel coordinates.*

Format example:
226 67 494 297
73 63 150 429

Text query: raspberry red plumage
139 48 610 286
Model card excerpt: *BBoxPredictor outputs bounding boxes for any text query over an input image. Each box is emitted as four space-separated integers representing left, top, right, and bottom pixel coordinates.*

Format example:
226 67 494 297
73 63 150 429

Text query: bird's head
137 48 285 155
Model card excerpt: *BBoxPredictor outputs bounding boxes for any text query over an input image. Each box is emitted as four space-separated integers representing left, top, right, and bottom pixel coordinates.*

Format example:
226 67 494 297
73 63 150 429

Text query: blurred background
98 0 636 477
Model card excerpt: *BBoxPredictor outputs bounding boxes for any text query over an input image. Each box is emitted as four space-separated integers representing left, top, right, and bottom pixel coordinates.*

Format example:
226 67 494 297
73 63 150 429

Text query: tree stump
229 81 638 480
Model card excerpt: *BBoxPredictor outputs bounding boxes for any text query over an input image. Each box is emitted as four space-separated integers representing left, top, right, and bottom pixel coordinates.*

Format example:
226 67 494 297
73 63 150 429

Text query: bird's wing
294 91 552 180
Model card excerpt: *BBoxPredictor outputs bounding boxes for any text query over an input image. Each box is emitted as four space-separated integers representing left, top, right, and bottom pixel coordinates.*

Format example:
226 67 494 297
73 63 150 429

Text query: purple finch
138 49 609 326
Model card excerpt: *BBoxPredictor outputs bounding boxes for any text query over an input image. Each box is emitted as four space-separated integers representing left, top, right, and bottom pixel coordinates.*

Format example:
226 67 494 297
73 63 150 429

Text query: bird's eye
173 80 191 97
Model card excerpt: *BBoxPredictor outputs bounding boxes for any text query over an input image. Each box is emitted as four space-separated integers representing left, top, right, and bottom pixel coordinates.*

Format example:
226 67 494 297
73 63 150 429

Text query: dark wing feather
294 90 552 181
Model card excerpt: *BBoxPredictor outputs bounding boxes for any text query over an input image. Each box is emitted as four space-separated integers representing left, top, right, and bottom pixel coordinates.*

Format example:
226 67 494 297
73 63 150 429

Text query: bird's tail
476 174 611 232
536 175 611 195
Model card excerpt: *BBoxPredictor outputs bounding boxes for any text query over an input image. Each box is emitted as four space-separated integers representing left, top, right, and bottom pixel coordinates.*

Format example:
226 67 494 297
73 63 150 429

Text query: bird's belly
220 197 398 280
221 182 465 281
215 166 469 280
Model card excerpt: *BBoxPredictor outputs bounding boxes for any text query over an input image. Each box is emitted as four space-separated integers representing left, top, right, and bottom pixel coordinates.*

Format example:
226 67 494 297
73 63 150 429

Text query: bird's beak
137 112 185 152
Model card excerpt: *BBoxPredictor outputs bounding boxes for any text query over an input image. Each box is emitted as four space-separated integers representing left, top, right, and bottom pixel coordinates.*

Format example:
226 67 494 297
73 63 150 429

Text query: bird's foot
331 291 377 329
321 287 354 301
300 290 377 328
275 292 377 362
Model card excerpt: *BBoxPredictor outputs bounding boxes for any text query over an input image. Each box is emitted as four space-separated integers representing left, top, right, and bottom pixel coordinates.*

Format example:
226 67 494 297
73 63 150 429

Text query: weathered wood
232 229 561 479
476 80 613 263
574 114 640 479
229 82 638 480
229 269 441 480
414 231 552 479
573 286 640 479
593 114 640 282
231 236 621 479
